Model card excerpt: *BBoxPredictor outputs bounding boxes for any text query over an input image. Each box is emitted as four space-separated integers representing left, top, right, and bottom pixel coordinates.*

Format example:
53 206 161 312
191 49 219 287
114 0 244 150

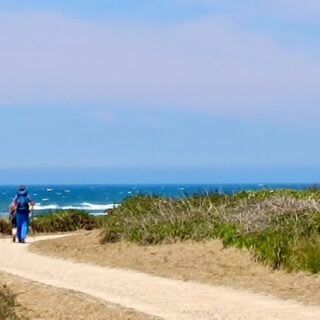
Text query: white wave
61 205 84 210
41 198 49 201
34 204 59 211
64 190 71 193
90 212 106 216
33 202 119 212
80 202 119 210
27 198 119 215
46 188 53 192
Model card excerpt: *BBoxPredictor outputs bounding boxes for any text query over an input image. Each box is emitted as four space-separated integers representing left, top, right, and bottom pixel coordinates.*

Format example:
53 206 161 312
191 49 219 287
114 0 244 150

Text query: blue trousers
16 212 29 241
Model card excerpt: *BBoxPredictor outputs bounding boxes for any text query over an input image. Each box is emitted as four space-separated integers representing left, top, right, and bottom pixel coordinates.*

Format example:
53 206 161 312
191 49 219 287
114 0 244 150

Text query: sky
0 0 320 184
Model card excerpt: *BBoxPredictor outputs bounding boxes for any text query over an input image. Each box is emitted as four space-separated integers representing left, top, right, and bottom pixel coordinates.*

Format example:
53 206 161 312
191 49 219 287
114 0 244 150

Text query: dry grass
30 230 320 306
229 197 320 232
0 271 157 320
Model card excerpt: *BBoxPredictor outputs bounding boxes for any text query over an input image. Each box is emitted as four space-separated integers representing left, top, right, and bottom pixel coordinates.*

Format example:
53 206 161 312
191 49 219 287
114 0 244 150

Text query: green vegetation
0 210 104 236
101 189 320 273
30 210 101 233
2 189 320 273
0 284 23 320
0 219 11 235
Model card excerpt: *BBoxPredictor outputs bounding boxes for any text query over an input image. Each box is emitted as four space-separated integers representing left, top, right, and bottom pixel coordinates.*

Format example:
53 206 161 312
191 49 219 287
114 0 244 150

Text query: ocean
0 183 314 217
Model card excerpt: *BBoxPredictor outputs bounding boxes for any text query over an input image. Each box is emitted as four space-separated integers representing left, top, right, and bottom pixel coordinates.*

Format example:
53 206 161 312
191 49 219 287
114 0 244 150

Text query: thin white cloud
0 12 319 122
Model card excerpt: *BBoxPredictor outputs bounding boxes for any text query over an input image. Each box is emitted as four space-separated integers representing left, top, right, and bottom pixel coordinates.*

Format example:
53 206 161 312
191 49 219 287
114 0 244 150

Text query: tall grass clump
0 210 104 236
0 284 23 320
101 194 228 244
222 193 320 271
0 218 11 236
101 189 320 273
99 192 249 245
30 210 99 233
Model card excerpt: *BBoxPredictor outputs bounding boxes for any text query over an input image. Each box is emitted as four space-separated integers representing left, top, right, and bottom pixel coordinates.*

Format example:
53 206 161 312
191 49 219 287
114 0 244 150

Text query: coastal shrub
101 190 320 273
218 209 320 272
101 195 219 244
30 209 98 233
0 284 22 320
0 210 103 235
232 188 320 201
221 191 320 264
0 218 11 235
293 236 320 273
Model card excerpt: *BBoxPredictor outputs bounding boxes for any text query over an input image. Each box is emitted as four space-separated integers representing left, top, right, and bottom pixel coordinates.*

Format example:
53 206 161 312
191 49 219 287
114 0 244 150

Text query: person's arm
12 195 17 205
8 203 15 219
11 196 18 209
27 195 35 206
27 195 35 213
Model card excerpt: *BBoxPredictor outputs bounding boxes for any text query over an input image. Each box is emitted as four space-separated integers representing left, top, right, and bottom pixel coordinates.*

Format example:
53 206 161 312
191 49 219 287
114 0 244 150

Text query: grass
0 209 105 236
2 189 320 273
0 218 11 236
0 283 22 320
30 209 102 233
101 189 320 273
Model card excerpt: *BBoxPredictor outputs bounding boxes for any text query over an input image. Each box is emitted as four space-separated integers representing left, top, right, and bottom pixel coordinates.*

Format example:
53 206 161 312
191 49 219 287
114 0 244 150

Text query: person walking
12 185 34 243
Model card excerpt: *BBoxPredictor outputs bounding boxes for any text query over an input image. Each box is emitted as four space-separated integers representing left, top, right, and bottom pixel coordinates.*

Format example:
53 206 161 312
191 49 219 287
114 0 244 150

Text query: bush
30 210 99 233
0 210 104 236
294 236 320 273
101 195 219 244
101 190 320 273
0 218 11 236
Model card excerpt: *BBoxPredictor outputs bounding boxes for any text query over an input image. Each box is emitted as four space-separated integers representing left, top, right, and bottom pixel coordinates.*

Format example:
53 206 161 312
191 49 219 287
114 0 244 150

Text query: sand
1 235 320 320
30 230 320 305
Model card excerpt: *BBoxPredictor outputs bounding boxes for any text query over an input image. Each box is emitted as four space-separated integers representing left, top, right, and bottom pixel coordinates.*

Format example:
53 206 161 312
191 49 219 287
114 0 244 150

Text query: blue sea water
0 183 314 217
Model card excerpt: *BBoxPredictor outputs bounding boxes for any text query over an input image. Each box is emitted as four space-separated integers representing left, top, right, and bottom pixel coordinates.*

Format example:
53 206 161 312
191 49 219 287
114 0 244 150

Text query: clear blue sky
0 1 320 184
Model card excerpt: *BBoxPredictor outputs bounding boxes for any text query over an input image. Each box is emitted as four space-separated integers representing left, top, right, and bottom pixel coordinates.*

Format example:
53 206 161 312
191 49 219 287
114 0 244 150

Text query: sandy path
1 236 320 320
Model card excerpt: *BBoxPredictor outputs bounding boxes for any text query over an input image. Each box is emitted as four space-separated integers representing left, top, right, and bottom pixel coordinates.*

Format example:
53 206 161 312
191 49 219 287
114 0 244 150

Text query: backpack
16 193 29 213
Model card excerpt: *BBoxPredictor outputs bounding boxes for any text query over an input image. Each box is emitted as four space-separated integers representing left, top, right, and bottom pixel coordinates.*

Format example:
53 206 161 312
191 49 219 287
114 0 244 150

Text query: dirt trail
1 236 320 320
